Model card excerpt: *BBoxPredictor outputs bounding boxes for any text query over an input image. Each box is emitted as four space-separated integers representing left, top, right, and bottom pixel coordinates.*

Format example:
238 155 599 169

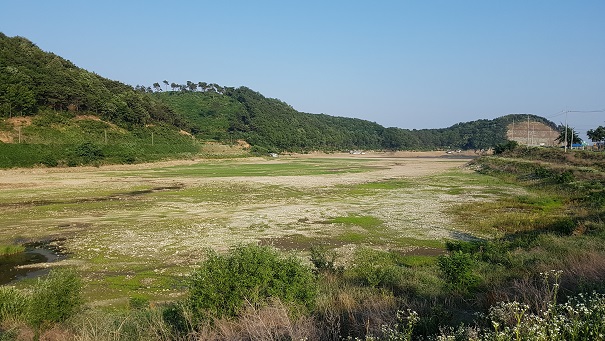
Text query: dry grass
195 299 317 341
314 274 398 339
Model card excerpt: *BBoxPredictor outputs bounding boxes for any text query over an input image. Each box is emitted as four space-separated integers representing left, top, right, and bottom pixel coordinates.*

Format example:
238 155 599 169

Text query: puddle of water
0 246 64 285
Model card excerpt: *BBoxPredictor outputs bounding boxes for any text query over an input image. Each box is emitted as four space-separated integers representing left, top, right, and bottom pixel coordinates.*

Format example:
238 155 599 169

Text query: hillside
0 33 209 167
0 33 562 167
154 88 560 153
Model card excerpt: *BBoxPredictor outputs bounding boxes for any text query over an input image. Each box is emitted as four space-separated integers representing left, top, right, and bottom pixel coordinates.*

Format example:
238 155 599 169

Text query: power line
545 109 605 119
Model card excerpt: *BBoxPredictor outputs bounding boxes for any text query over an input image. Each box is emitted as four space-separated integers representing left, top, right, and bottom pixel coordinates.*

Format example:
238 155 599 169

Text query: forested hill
0 33 189 129
154 87 557 153
1 33 559 161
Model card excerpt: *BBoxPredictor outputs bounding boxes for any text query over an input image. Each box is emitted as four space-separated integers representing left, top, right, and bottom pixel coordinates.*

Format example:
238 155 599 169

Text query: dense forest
0 33 560 162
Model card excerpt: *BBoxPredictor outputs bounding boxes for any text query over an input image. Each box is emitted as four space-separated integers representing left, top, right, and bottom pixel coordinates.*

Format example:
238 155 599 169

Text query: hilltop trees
151 80 227 94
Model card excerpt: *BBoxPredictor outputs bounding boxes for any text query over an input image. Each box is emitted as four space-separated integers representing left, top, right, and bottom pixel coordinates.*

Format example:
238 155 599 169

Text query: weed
349 248 403 289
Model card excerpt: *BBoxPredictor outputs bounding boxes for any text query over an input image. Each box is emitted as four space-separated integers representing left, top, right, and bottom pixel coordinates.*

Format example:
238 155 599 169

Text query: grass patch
397 255 438 267
450 192 568 235
336 179 413 196
123 158 383 178
0 244 25 256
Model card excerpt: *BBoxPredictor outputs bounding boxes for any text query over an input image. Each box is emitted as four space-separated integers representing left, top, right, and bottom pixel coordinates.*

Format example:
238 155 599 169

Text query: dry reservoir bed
0 153 506 304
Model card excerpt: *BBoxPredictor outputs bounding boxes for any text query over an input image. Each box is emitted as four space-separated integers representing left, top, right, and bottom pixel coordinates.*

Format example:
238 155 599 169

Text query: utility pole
512 117 515 141
564 111 568 153
527 114 530 146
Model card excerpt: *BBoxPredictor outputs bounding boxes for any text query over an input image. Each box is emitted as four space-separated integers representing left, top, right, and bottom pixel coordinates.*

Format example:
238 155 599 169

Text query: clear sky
1 1 603 138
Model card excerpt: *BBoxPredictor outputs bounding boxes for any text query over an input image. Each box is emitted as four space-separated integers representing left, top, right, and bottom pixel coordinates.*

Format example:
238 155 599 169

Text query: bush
494 140 518 155
187 244 316 320
67 141 105 165
437 251 480 292
27 269 83 328
161 302 191 336
556 169 575 184
40 154 59 167
310 245 338 273
350 248 403 289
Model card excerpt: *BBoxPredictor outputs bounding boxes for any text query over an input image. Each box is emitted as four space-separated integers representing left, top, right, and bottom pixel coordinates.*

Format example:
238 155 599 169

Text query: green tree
197 81 207 92
4 84 36 116
587 126 605 149
162 80 169 91
186 80 197 92
556 125 582 147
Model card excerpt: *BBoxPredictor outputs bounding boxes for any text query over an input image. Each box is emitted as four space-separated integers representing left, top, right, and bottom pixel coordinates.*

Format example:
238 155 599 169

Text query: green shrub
547 217 576 235
556 169 575 184
534 165 554 179
40 154 58 167
68 141 105 165
350 247 403 289
494 140 518 155
187 244 316 319
310 245 338 273
161 302 191 336
437 251 480 292
27 269 83 327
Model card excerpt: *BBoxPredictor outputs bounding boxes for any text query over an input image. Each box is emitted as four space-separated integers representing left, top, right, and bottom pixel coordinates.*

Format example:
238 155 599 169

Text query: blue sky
1 1 603 138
